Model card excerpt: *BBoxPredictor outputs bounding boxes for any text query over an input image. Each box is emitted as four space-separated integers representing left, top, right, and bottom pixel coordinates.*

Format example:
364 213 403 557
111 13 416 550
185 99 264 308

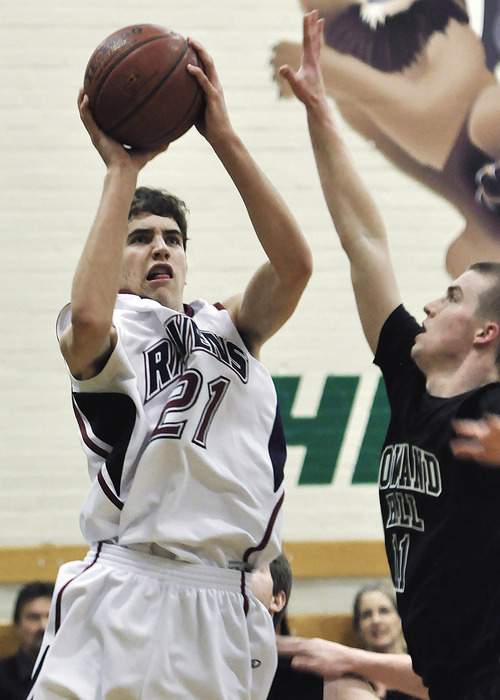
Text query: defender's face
357 590 402 653
411 270 487 370
121 214 187 311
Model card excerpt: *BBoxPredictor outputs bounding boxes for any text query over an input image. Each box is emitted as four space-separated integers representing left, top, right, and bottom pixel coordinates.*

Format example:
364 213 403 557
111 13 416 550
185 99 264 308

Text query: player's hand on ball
186 39 232 145
78 90 167 171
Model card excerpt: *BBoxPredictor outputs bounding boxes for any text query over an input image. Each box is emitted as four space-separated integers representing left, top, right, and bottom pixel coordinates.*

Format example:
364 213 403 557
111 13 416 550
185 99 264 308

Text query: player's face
252 565 287 620
16 596 51 661
251 565 275 611
357 591 402 653
411 270 487 372
121 214 187 311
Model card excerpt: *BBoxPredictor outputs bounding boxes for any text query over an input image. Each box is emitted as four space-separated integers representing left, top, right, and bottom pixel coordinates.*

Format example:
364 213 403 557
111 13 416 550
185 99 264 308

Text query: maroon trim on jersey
72 396 110 459
183 301 226 317
243 492 285 566
54 543 103 633
98 469 124 510
71 392 136 496
240 570 249 615
240 492 285 616
269 406 286 492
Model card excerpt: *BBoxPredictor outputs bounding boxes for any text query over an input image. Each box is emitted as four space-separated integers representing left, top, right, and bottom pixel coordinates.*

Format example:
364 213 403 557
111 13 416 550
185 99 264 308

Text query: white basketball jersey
57 292 285 569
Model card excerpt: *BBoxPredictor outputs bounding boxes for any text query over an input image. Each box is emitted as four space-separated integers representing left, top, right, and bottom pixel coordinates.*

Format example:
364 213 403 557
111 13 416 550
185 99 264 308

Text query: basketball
83 24 205 150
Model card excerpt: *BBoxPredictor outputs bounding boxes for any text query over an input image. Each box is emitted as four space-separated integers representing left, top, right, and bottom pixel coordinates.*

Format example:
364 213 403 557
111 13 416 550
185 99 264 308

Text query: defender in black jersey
279 11 500 700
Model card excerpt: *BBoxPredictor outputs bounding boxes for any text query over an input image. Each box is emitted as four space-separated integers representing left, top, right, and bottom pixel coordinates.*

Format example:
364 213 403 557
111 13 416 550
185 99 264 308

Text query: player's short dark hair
270 552 293 634
128 187 189 249
469 262 500 362
13 581 54 624
352 582 398 633
469 262 500 323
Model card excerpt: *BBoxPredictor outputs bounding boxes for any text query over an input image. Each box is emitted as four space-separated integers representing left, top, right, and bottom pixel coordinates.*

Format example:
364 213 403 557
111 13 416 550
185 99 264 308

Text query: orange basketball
83 24 205 150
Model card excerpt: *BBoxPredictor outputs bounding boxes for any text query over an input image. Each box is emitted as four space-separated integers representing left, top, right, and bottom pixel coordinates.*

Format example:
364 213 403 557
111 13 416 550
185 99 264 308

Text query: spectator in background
353 584 422 699
251 553 324 699
353 583 405 655
0 581 54 700
269 552 292 636
277 582 428 699
258 554 378 700
271 568 426 698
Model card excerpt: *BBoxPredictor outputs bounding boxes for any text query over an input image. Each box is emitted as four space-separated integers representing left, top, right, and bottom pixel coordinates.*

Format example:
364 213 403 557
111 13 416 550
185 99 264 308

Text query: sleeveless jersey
57 292 286 570
374 305 500 694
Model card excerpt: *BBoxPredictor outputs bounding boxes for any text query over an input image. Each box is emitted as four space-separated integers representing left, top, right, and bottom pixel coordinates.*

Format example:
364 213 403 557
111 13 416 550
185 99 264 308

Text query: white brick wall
0 0 466 618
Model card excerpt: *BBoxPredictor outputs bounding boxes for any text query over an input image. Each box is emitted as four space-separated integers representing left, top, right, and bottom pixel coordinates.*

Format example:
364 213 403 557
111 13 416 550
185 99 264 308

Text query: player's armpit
60 324 117 380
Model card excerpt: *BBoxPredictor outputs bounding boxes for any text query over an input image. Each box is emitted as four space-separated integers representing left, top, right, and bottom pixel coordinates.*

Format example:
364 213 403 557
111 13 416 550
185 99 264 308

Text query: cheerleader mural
272 0 500 276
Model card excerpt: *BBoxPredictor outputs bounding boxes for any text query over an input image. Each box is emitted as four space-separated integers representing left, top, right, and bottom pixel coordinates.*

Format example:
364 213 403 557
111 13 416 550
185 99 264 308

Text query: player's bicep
223 264 301 356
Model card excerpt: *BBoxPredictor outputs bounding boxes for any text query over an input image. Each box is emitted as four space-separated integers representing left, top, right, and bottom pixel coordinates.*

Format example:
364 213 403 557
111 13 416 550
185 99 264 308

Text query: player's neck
425 356 500 398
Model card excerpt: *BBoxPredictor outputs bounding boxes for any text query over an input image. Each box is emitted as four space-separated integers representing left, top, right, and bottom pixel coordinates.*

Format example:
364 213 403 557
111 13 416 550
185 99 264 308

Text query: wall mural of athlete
272 0 500 277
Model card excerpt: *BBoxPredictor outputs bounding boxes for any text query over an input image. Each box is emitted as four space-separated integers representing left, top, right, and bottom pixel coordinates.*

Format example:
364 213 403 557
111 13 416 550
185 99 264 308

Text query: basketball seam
90 32 178 107
101 38 194 134
139 88 202 147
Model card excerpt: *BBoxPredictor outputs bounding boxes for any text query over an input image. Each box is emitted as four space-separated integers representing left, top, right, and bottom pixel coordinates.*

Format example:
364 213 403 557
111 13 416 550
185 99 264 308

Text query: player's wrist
105 159 140 183
206 122 240 154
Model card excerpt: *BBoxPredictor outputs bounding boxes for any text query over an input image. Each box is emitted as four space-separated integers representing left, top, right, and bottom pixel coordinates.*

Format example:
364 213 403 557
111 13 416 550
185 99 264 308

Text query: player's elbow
288 250 313 294
302 250 314 282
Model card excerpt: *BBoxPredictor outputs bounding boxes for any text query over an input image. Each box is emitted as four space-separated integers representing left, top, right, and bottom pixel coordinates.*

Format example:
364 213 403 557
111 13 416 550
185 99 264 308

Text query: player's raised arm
187 39 313 357
59 92 162 380
278 11 401 354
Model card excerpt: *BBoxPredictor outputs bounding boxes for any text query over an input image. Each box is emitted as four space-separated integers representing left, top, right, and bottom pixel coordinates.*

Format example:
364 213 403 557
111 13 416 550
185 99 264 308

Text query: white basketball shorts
30 543 277 699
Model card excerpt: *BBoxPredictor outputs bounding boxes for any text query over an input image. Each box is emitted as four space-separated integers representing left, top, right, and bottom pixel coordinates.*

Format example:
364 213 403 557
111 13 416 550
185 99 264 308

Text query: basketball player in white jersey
29 37 312 700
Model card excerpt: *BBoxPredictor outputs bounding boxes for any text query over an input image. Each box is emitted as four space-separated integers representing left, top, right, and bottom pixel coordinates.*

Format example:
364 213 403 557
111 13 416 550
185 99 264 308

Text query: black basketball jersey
386 691 420 700
374 305 500 692
267 656 323 699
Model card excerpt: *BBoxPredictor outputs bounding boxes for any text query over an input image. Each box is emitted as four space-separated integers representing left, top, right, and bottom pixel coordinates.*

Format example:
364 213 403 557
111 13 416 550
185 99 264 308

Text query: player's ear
270 590 286 615
474 321 499 346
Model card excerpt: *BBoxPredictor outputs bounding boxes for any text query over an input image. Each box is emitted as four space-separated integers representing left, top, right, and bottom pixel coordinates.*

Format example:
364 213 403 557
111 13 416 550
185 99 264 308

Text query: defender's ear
474 322 500 346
